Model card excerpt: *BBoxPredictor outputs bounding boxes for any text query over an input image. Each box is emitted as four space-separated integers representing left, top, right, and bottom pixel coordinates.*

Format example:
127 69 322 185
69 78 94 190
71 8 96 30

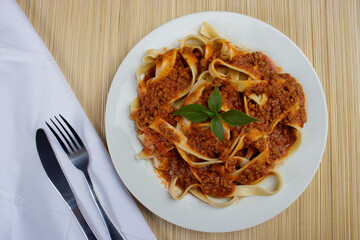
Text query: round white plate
105 11 328 232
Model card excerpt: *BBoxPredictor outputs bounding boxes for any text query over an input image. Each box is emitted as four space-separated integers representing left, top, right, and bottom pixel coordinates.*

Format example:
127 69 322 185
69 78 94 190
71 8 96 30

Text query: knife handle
71 202 97 240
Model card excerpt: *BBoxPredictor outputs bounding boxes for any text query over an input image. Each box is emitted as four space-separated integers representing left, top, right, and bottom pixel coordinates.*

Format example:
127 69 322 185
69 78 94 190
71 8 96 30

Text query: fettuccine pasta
130 23 306 207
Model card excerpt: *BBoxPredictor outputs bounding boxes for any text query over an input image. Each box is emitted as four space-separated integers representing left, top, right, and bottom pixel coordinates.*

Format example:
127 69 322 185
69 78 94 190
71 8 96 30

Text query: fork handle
84 172 126 240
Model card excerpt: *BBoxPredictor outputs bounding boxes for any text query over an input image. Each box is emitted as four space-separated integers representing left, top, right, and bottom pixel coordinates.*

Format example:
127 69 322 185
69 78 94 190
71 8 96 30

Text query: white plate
105 12 328 232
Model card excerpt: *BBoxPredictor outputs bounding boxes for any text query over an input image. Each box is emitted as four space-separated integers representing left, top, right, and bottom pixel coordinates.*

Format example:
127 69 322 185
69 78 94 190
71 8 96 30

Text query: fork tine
50 118 75 152
59 114 84 148
54 116 79 150
46 121 70 154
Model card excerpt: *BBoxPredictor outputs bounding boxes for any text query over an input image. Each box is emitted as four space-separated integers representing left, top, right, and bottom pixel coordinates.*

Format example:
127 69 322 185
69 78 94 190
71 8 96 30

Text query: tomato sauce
131 45 306 198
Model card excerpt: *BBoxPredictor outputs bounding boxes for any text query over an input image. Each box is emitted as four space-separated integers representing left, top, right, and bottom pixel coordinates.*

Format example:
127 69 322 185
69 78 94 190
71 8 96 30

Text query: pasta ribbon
130 22 306 207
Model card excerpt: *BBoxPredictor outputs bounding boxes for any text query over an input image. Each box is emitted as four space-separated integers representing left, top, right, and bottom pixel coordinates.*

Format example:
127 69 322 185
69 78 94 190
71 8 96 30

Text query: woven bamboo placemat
17 0 359 239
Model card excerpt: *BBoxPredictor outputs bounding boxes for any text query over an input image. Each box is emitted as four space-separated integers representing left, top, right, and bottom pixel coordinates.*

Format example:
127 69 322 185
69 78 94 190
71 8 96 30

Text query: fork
46 115 125 240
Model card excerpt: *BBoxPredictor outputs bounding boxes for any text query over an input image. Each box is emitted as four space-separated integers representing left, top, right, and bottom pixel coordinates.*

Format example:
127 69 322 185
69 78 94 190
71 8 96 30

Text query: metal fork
46 115 125 240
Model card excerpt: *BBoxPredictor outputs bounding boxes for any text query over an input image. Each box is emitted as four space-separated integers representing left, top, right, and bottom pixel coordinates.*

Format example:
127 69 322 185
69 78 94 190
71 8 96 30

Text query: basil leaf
221 109 259 127
208 85 222 113
210 116 224 142
204 110 215 118
172 104 211 123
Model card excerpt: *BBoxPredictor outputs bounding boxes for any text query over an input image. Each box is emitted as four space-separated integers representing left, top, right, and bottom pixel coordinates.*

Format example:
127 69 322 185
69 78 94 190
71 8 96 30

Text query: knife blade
36 128 97 240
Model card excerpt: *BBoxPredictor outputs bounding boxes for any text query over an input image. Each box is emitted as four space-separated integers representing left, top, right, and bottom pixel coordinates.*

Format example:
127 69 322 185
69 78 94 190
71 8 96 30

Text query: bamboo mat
16 0 360 239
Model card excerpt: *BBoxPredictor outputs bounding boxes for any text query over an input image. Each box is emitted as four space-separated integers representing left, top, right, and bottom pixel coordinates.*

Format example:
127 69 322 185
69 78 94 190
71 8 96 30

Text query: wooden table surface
17 0 360 239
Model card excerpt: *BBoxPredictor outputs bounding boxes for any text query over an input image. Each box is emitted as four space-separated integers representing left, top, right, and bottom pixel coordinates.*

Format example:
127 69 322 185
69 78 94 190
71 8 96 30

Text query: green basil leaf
210 116 224 142
221 109 259 127
204 110 215 118
208 85 222 113
172 104 211 123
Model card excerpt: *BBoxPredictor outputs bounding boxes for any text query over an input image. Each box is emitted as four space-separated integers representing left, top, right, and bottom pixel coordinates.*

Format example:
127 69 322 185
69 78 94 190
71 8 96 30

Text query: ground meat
162 152 198 189
268 124 297 162
230 51 280 79
141 129 174 157
246 74 306 134
195 79 245 111
158 122 180 143
132 53 192 128
195 165 236 198
186 124 229 159
131 44 306 199
236 163 268 185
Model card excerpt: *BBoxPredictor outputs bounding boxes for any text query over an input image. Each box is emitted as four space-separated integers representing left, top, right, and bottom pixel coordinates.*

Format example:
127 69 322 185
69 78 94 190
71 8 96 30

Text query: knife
36 128 97 240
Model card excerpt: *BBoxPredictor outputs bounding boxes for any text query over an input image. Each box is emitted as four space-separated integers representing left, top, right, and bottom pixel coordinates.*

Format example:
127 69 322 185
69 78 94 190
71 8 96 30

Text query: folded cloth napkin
0 1 156 239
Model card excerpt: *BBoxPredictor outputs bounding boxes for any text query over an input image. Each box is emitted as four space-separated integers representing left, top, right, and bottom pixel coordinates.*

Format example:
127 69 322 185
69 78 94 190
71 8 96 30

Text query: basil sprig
170 104 211 123
173 85 258 142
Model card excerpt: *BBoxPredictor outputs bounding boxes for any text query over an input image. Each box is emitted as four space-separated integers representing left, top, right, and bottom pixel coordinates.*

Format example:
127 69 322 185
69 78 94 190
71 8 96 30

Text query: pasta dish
130 23 306 207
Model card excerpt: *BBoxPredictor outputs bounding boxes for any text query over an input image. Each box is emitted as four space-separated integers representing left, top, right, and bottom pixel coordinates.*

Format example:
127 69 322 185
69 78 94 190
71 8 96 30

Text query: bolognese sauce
130 23 306 206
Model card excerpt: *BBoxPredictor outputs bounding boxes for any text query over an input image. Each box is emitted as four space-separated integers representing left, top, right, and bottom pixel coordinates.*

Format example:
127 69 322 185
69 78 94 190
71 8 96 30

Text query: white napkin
0 1 156 239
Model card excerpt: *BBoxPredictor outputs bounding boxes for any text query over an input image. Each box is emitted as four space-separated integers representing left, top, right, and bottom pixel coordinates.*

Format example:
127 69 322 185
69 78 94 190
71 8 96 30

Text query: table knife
36 128 97 240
